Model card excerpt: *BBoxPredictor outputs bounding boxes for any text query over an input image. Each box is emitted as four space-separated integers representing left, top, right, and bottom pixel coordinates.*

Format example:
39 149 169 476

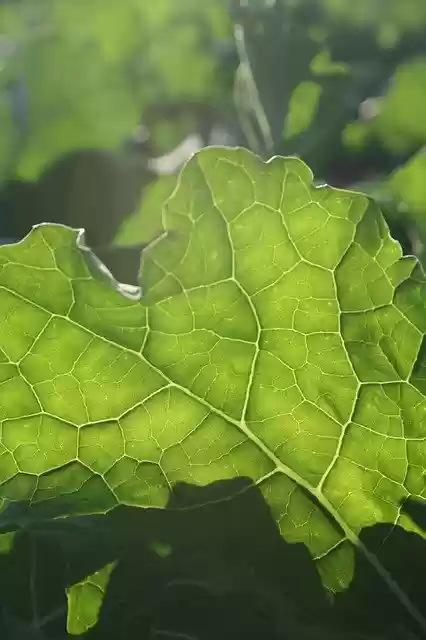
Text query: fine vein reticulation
1 148 426 614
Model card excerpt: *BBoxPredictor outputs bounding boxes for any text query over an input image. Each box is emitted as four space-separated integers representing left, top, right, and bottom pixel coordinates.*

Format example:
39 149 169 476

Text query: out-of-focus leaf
232 0 426 182
284 81 322 139
388 149 426 216
320 0 426 36
359 58 426 153
310 49 350 76
66 562 116 635
0 532 14 554
0 0 231 179
114 174 177 247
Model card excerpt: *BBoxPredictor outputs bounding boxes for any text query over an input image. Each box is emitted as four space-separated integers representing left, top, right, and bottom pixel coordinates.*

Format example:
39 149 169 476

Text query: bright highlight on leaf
0 148 426 610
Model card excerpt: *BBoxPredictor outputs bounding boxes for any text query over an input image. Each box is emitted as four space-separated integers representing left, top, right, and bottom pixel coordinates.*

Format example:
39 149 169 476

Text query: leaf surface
1 148 426 611
66 562 116 635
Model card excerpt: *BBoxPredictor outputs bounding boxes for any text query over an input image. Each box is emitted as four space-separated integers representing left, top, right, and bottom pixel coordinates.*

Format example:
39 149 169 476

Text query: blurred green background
1 0 426 282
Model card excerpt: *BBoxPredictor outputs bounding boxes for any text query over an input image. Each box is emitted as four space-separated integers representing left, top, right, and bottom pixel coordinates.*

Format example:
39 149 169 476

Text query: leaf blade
1 149 426 622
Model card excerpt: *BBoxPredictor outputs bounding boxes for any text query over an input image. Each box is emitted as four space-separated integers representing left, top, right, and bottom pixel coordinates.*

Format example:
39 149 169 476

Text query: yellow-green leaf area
67 562 116 635
2 148 426 608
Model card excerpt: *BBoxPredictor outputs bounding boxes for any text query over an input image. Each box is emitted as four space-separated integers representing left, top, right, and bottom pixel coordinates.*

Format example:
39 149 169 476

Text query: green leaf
114 174 177 247
66 561 116 635
284 81 323 140
310 50 350 76
2 148 426 623
0 532 14 555
348 58 426 154
388 149 426 217
0 0 230 179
